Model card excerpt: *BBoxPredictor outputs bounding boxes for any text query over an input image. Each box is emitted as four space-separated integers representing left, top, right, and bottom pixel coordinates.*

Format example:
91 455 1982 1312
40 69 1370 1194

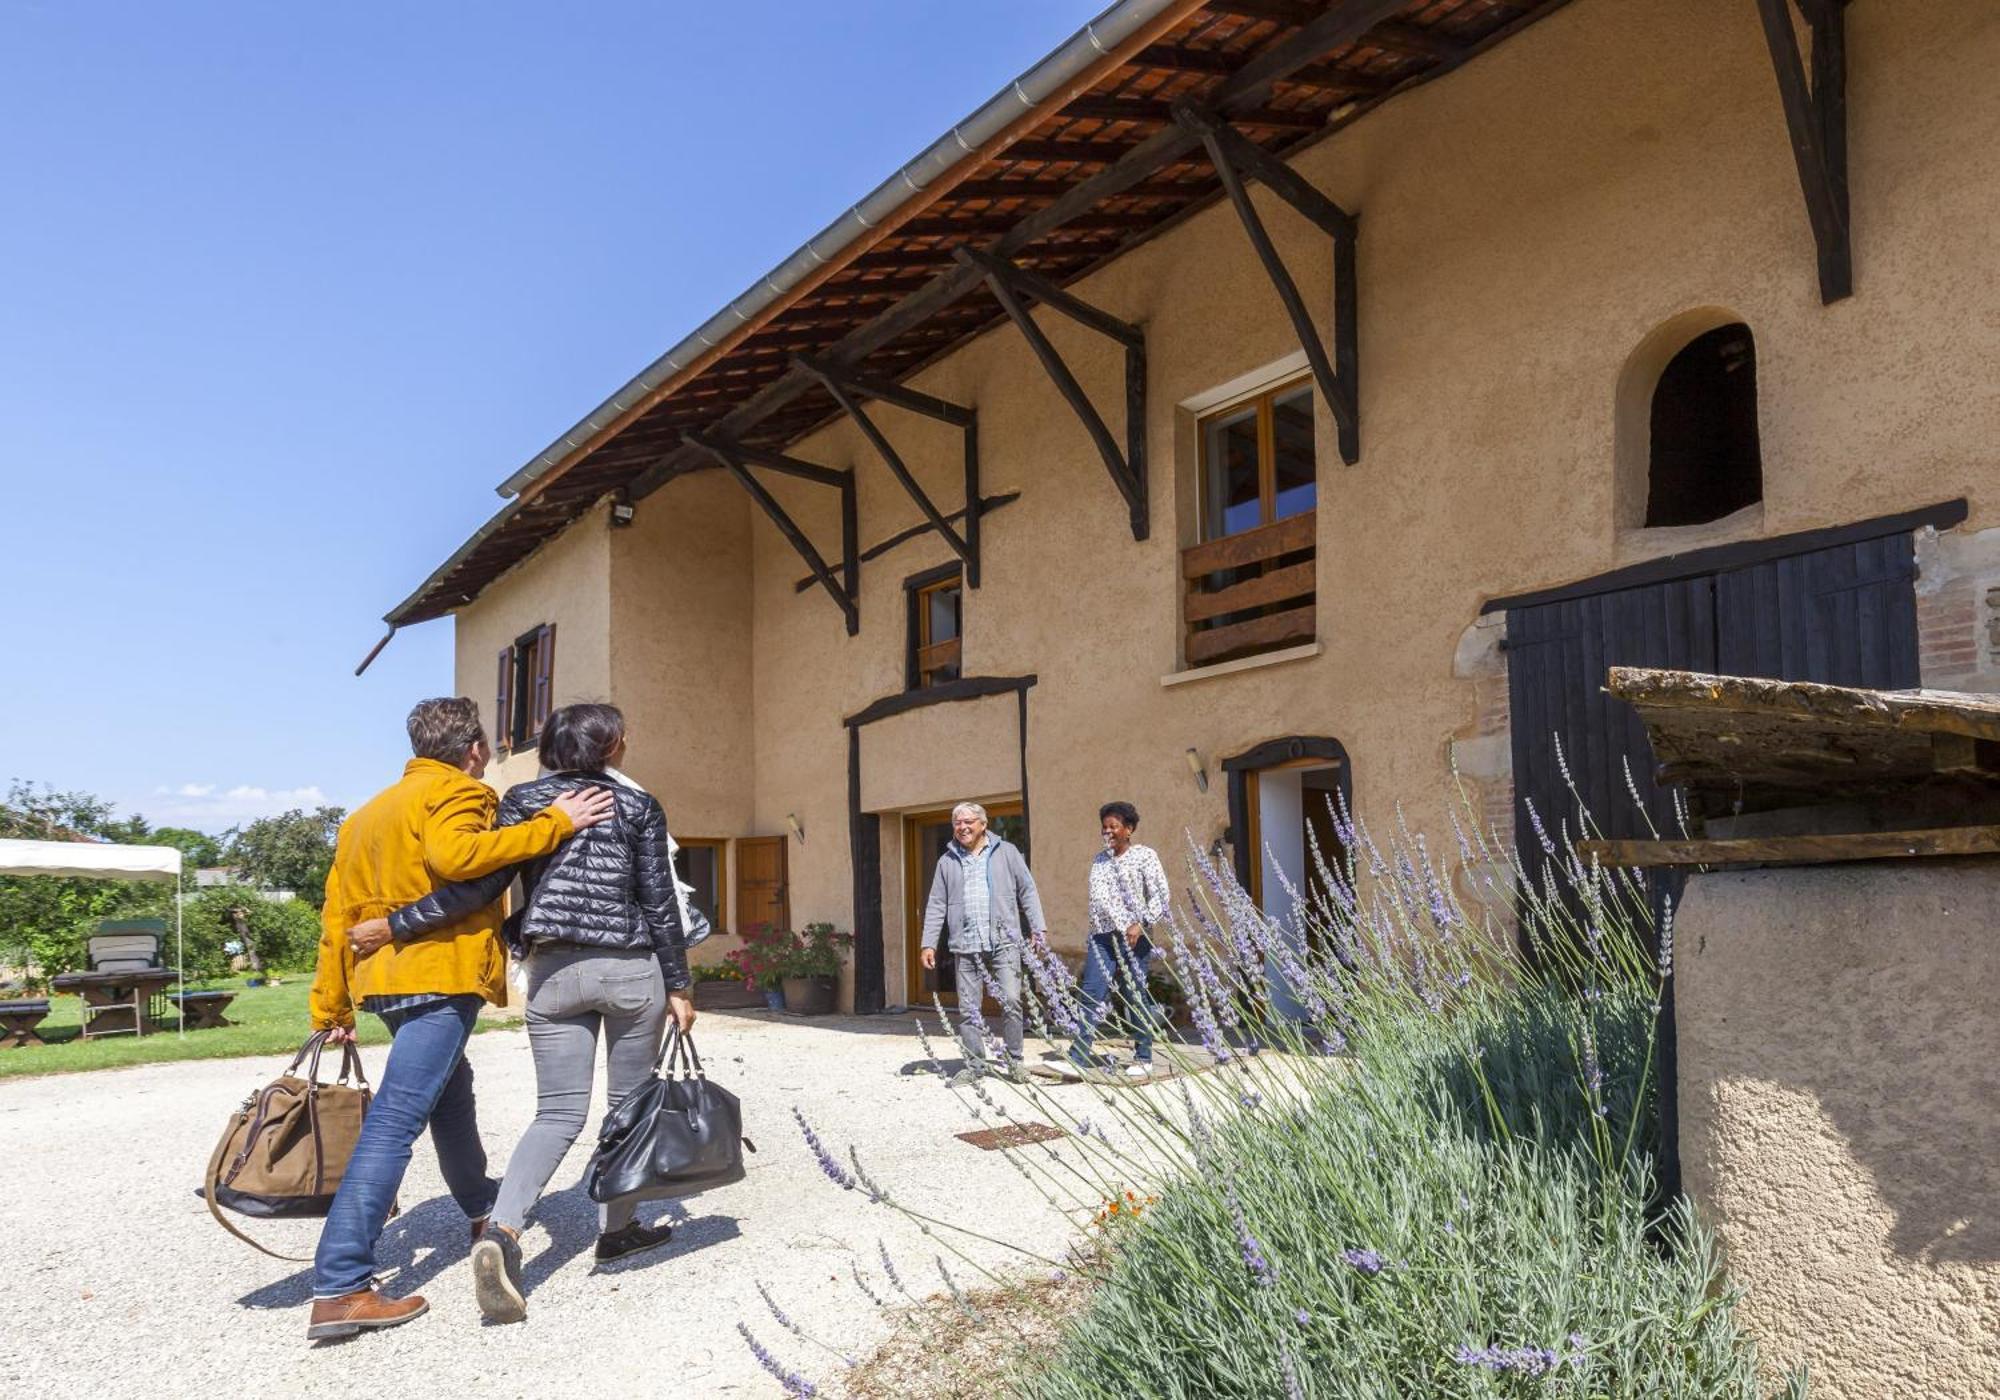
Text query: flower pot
694 978 764 1011
762 985 787 1012
780 975 837 1016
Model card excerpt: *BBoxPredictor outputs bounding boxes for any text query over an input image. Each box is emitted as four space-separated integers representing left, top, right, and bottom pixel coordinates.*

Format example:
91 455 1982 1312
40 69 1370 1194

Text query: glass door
903 801 1025 1007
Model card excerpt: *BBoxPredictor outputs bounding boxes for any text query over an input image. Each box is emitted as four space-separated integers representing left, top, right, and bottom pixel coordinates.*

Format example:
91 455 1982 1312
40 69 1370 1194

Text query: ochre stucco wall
451 0 2000 982
1676 861 2000 1397
452 498 612 795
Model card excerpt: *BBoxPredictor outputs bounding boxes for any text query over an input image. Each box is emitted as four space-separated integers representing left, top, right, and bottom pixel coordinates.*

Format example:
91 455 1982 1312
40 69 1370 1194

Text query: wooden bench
0 999 52 1048
168 990 237 1030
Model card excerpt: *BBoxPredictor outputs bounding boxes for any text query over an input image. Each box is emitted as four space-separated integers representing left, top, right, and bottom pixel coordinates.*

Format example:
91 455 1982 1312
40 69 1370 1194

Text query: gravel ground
0 1010 1138 1398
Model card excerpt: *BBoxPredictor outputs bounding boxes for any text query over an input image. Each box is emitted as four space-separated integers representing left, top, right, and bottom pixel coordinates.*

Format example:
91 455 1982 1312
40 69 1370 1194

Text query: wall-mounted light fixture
785 812 805 845
1184 747 1209 794
609 493 636 528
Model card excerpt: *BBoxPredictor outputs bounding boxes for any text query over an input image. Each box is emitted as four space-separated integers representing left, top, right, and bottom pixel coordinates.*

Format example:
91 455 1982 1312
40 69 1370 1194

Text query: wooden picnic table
48 968 178 1038
168 989 237 1030
0 999 51 1048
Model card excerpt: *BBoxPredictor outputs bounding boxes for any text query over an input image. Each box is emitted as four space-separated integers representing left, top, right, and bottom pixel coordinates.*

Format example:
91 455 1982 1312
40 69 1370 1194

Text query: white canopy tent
0 839 185 1036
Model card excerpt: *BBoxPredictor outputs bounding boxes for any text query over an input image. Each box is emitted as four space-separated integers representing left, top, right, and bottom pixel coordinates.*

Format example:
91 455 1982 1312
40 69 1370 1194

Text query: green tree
148 826 227 871
227 807 345 908
179 884 323 980
0 782 169 981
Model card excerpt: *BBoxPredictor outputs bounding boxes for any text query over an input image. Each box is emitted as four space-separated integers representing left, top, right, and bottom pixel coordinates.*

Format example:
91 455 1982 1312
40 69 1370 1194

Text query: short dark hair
1099 800 1140 830
407 697 486 765
539 702 625 772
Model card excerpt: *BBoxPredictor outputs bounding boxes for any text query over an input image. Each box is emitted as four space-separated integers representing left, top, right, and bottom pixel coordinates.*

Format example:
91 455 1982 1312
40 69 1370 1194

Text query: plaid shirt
951 839 1000 954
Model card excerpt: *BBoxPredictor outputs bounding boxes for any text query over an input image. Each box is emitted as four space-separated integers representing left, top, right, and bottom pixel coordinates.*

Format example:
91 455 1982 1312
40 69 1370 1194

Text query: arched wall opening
1614 308 1764 532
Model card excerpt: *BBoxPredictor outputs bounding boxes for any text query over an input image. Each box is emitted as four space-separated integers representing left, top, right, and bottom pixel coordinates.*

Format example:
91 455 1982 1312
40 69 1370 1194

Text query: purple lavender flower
1279 1342 1305 1400
738 1322 817 1396
1453 1342 1561 1377
1295 1308 1311 1325
1524 796 1556 857
1340 1247 1384 1277
877 1239 907 1295
793 1107 855 1191
1657 892 1676 979
1227 1186 1277 1287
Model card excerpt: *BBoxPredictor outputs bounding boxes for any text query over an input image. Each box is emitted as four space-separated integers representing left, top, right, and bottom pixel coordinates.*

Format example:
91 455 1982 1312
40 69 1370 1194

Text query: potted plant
778 922 851 1016
725 923 791 1011
690 961 763 1010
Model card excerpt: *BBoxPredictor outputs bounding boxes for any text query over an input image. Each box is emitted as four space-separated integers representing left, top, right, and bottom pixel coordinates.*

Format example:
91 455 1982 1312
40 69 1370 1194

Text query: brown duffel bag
204 1030 373 1261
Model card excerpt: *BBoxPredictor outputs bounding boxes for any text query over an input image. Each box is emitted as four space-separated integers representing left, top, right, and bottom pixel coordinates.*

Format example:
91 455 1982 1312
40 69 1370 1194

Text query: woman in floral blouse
1069 800 1170 1078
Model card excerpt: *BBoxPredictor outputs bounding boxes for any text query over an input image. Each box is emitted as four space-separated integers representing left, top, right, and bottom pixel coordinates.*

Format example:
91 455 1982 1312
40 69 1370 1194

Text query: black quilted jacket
388 772 689 990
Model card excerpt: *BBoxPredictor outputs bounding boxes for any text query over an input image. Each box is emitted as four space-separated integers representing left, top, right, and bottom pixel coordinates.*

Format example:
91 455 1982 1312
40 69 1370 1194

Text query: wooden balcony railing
1181 510 1316 667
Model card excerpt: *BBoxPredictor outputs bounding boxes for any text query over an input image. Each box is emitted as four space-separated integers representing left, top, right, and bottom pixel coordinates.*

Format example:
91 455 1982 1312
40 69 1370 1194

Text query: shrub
759 785 1804 1398
178 886 322 981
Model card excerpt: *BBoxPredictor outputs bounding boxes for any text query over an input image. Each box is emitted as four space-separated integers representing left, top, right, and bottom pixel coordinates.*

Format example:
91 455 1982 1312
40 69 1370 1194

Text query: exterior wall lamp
1185 747 1209 794
785 812 805 845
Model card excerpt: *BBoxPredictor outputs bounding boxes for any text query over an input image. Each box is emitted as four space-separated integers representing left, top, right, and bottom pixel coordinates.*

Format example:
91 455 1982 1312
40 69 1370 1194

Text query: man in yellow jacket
305 697 612 1341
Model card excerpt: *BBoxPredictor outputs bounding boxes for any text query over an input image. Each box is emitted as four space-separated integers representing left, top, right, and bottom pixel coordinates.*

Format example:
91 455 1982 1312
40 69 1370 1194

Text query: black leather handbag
587 1026 750 1207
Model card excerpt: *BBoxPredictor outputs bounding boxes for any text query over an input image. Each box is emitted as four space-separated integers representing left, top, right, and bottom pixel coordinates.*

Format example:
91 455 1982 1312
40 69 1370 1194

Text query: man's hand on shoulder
550 785 615 830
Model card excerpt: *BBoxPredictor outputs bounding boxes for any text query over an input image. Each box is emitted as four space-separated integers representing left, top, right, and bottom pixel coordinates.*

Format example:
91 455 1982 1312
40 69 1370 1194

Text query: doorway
1223 738 1352 1020
902 800 1025 1008
735 835 789 936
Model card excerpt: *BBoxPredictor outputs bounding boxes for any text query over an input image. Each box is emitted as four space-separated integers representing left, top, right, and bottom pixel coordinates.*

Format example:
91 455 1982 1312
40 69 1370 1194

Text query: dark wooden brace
1753 0 1850 304
685 430 860 634
797 355 984 588
1175 102 1359 465
951 245 1149 542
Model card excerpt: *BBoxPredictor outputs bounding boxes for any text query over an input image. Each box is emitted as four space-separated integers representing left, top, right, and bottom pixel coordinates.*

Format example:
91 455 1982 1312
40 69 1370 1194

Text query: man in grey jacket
919 801 1048 1084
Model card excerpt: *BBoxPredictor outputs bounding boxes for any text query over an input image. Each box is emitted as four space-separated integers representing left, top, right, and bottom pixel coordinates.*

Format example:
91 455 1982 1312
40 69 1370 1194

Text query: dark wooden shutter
495 646 515 755
531 623 557 731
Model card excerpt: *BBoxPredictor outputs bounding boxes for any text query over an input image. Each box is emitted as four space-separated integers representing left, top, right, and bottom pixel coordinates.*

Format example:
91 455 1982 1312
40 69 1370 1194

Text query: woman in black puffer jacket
381 701 692 1323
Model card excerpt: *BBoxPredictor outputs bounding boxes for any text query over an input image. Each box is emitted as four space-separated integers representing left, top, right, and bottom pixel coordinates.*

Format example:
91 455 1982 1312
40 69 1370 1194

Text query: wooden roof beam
686 431 859 634
1753 0 1851 302
1176 102 1358 464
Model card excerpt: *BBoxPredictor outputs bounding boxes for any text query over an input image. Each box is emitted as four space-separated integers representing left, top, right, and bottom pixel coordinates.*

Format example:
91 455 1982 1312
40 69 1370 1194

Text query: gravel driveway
0 1011 1104 1397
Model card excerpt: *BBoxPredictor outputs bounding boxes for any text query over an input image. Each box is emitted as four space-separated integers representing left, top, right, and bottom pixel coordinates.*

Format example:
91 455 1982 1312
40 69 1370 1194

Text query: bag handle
204 1119 316 1263
285 1031 371 1089
653 1023 705 1079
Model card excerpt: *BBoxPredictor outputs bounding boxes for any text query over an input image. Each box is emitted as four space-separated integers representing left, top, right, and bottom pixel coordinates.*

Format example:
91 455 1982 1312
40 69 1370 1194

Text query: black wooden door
1715 534 1920 687
1506 575 1716 889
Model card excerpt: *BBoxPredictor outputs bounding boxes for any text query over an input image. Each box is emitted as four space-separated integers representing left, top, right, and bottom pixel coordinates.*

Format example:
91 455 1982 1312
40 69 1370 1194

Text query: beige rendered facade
427 1 2000 1390
452 0 2000 973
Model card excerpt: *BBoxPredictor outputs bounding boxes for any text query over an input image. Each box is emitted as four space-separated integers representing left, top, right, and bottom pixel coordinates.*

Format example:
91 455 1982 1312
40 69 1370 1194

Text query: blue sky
0 0 1105 833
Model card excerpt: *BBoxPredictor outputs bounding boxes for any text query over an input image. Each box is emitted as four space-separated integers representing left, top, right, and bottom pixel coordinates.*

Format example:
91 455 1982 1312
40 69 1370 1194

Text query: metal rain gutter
492 0 1191 500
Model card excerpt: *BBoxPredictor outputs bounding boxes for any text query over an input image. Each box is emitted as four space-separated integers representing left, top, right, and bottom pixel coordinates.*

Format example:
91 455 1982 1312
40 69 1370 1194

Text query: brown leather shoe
306 1288 428 1342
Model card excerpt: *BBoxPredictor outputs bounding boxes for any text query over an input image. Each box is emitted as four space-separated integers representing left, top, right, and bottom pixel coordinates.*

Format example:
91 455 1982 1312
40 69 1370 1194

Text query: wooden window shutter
531 623 557 731
495 646 515 754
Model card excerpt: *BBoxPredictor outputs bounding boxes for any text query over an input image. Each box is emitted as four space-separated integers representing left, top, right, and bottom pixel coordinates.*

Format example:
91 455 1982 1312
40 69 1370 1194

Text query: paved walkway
0 1011 1119 1396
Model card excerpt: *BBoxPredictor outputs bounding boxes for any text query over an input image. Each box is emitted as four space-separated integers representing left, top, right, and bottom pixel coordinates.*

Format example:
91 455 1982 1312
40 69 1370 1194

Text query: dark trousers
312 995 496 1297
1068 932 1157 1066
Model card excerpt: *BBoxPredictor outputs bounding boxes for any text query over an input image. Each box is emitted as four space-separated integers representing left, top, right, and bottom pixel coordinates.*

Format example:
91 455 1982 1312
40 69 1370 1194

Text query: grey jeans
492 945 665 1234
952 943 1024 1066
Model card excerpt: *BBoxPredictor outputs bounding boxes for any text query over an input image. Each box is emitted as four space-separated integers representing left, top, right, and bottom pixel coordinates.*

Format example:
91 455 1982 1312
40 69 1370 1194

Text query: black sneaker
470 1225 526 1324
596 1220 674 1263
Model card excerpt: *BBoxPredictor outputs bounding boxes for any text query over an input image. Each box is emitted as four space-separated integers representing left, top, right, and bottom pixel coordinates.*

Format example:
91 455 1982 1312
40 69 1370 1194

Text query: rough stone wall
1916 524 2000 692
1676 861 2000 1397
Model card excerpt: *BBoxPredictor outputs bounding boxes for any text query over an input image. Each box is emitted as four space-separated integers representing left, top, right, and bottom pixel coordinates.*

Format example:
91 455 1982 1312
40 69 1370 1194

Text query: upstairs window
494 623 555 755
1183 378 1318 667
906 565 963 689
1201 378 1317 541
1646 323 1762 527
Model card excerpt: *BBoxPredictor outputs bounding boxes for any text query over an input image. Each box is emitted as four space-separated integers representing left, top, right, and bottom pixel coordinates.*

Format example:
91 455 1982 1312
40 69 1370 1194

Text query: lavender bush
756 777 1806 1398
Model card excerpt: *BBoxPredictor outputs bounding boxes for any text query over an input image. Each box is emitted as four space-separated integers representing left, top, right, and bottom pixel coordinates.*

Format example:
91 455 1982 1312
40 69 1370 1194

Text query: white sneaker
1123 1062 1153 1079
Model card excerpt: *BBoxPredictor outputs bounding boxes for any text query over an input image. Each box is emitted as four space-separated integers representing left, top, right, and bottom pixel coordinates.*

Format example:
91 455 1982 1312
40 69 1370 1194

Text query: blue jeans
313 995 495 1297
1068 933 1156 1067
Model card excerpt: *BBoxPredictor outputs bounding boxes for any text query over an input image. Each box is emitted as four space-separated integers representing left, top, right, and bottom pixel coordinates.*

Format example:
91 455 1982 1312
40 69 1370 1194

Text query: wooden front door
735 836 789 936
903 802 1025 1008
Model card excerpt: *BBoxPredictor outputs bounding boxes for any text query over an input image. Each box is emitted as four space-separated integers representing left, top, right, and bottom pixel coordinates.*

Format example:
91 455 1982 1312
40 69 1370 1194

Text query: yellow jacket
309 758 574 1028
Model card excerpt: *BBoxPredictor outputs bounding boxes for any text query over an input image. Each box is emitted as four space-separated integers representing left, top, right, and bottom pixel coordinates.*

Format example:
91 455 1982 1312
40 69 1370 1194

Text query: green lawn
0 975 519 1080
